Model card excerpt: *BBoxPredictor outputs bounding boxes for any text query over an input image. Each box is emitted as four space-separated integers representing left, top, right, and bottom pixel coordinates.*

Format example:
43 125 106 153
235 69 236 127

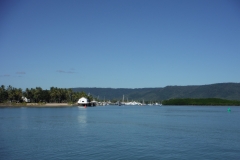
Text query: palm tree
15 88 22 102
50 87 57 102
0 85 7 102
67 88 73 102
34 87 42 102
7 85 14 101
56 88 62 103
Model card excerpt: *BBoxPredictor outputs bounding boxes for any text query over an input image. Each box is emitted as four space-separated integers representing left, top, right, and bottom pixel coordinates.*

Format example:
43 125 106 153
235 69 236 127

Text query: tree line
0 85 93 103
162 98 240 106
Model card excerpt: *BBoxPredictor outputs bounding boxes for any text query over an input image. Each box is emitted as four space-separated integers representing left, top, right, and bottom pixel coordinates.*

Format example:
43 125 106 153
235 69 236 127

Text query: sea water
0 105 240 160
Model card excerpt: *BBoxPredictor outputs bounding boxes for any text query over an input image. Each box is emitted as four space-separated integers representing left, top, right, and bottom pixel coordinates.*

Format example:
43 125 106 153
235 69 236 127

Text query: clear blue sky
1 0 240 89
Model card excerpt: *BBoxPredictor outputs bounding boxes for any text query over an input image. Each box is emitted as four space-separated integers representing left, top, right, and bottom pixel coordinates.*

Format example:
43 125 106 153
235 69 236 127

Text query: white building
77 97 89 105
22 96 30 103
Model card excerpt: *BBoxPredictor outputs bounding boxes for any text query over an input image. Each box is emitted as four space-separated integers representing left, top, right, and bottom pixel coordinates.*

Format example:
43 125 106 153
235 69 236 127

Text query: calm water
0 105 240 160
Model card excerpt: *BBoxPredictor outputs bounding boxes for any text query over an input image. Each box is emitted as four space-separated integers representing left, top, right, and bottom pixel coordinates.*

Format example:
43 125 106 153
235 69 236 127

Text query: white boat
125 101 142 105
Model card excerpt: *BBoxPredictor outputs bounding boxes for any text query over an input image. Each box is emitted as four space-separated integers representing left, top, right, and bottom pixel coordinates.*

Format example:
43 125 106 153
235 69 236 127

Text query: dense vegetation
162 98 240 106
2 83 240 105
0 85 92 104
72 83 240 101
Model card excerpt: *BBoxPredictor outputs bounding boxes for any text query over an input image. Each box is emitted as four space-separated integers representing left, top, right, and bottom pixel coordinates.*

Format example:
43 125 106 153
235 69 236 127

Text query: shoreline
0 103 78 107
1 103 239 108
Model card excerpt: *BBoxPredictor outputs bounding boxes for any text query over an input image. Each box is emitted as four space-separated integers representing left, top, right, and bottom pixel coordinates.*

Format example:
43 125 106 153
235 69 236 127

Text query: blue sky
1 0 240 89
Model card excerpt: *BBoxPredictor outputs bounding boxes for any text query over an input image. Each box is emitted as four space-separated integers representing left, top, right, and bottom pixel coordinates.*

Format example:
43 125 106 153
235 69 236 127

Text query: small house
77 97 89 105
22 96 30 103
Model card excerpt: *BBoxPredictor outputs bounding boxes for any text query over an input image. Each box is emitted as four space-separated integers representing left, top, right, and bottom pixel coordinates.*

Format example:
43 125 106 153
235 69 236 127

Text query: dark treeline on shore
162 98 240 106
2 85 240 106
0 85 93 103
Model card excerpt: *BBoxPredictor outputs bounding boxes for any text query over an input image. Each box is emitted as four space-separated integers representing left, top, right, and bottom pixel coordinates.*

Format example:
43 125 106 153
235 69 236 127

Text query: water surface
0 105 239 159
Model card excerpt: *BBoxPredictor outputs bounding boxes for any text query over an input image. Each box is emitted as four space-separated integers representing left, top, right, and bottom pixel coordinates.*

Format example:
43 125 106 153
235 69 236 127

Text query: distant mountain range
71 83 240 101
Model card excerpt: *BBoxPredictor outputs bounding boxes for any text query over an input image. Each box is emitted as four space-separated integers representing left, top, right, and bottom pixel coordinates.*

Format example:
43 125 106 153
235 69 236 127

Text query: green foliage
2 83 240 104
0 85 89 104
72 83 240 101
162 98 240 106
0 85 8 102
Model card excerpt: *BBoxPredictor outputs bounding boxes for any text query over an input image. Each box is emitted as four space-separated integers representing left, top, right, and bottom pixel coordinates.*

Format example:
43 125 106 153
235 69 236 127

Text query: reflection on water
77 106 87 132
20 107 29 130
78 115 87 124
77 111 87 124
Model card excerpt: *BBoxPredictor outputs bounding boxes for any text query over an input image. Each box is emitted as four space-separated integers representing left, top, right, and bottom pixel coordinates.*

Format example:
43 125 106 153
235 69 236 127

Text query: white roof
78 97 88 104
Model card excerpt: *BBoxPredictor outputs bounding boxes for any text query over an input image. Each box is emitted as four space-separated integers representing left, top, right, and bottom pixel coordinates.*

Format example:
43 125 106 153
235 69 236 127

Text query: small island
162 98 240 106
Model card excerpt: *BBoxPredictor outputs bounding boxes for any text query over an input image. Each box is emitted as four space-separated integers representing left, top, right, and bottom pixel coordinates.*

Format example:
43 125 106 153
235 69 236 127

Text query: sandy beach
0 103 78 107
27 103 78 107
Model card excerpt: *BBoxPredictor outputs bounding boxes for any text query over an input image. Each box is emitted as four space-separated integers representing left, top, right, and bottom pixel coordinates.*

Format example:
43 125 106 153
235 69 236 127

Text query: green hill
71 83 240 101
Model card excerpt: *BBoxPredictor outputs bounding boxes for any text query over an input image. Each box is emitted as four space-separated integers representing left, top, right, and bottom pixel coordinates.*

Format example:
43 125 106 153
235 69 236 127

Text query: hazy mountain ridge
71 83 240 101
